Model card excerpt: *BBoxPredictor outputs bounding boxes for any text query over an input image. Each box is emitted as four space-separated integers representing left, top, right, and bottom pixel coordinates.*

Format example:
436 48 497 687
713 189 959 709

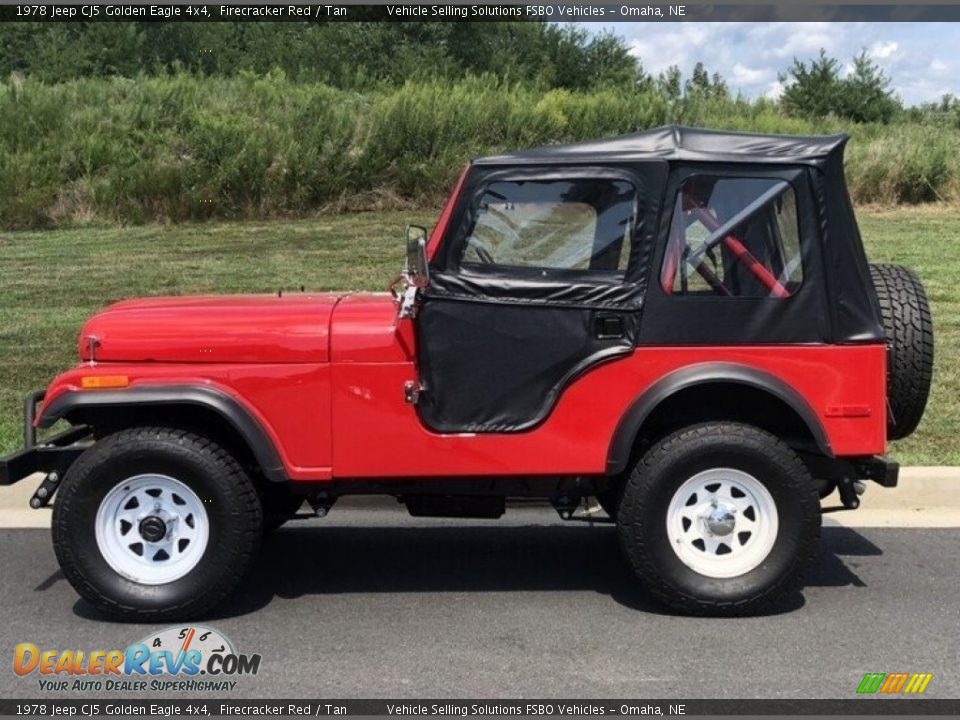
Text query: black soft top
447 124 882 346
476 125 849 166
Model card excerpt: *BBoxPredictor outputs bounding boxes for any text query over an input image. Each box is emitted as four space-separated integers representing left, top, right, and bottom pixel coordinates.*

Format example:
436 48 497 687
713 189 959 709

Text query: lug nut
48 472 59 483
30 497 41 509
36 487 47 499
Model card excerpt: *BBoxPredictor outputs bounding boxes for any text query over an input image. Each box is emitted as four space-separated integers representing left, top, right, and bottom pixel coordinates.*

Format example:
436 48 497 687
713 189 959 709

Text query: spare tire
869 263 934 440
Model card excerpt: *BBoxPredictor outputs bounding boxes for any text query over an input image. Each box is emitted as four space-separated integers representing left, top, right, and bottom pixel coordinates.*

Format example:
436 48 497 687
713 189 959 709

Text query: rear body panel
329 342 887 479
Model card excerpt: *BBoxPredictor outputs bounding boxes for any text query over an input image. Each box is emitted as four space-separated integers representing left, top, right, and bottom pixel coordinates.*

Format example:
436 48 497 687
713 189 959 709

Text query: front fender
38 384 287 482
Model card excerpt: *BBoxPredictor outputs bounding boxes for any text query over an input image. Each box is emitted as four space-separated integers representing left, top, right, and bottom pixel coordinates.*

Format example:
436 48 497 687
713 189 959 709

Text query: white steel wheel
94 474 209 585
666 468 778 579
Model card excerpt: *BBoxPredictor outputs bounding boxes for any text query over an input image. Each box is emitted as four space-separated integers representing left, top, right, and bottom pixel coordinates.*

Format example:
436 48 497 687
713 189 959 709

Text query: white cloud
731 63 768 85
627 25 711 75
766 79 786 100
869 40 899 59
600 22 960 106
770 26 843 59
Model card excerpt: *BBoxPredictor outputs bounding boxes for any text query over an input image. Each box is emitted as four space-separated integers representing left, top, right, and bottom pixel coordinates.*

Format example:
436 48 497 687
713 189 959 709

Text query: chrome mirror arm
398 284 420 319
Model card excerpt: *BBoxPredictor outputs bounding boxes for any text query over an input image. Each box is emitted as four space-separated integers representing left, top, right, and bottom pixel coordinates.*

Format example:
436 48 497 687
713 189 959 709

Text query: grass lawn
859 207 959 465
0 207 956 465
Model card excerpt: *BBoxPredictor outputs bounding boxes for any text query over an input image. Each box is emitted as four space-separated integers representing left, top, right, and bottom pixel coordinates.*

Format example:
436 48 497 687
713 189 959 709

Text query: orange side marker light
80 375 129 390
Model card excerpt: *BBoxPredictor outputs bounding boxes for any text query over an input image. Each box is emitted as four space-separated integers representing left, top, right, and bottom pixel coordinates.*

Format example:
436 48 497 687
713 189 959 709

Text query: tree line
1 23 639 91
0 22 933 125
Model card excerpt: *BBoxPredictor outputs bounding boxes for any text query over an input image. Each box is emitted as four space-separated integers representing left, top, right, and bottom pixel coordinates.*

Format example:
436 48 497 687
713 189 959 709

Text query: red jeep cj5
0 126 933 619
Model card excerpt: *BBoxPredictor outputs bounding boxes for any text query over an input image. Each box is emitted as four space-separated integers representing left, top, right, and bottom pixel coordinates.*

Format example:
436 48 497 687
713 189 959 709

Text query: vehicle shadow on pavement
148 523 881 621
808 523 882 589
55 522 881 622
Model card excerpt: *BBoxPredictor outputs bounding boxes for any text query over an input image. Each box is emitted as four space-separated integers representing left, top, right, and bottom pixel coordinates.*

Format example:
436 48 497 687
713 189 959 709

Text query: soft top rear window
661 176 803 298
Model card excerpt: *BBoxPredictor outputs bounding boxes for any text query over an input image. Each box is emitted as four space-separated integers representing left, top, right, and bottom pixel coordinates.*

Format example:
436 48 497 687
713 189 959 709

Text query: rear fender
606 362 832 475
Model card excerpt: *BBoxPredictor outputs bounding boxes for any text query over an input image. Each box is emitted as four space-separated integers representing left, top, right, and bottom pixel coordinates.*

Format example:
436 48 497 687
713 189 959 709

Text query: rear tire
52 427 263 621
870 263 934 440
617 422 820 616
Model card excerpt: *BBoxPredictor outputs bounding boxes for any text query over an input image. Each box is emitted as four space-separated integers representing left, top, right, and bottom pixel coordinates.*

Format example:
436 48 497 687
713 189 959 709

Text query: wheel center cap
705 507 736 536
138 516 167 543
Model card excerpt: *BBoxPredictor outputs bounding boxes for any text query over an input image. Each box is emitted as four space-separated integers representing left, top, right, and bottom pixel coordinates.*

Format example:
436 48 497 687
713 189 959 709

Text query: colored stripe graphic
880 672 909 693
904 673 934 694
857 673 885 694
858 672 932 694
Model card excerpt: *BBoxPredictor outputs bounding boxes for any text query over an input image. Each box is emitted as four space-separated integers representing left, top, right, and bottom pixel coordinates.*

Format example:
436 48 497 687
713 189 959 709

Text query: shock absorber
837 476 866 510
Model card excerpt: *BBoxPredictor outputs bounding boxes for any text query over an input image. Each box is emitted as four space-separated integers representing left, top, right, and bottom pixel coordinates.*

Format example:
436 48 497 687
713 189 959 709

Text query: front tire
53 427 263 621
617 422 820 616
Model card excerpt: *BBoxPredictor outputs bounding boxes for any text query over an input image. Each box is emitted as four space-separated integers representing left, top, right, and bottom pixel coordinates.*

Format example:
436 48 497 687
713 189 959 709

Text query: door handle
595 314 625 339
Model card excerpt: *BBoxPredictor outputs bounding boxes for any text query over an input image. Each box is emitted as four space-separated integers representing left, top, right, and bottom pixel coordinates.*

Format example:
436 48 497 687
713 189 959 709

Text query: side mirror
404 225 430 289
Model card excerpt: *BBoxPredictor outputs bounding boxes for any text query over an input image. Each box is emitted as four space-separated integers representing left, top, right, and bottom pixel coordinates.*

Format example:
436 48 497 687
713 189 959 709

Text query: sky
597 22 959 106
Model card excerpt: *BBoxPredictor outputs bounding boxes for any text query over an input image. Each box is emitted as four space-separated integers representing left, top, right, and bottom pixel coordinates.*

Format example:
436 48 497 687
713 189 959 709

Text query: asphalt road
1 504 957 700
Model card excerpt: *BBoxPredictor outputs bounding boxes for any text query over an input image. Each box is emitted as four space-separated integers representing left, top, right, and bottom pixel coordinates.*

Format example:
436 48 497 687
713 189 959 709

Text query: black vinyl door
415 164 665 433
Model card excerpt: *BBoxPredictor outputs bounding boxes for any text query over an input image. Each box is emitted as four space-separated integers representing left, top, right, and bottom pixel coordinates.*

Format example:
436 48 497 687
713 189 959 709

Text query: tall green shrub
0 73 956 229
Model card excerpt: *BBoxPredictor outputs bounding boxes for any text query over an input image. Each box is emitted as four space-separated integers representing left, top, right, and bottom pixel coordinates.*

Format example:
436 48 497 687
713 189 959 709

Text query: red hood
80 293 346 364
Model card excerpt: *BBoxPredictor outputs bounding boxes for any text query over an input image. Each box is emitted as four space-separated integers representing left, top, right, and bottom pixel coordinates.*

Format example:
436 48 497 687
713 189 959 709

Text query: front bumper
0 391 92 501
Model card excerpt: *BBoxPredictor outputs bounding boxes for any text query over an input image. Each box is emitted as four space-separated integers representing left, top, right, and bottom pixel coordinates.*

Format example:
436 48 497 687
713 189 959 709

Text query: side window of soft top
661 176 803 298
460 178 637 280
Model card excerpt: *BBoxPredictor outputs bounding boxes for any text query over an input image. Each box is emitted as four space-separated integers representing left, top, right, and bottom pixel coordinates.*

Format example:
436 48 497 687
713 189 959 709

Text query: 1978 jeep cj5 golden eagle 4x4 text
0 126 933 619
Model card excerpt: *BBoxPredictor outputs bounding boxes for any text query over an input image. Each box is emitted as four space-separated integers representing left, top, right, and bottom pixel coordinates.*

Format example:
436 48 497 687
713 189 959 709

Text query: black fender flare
39 385 288 482
606 362 832 475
